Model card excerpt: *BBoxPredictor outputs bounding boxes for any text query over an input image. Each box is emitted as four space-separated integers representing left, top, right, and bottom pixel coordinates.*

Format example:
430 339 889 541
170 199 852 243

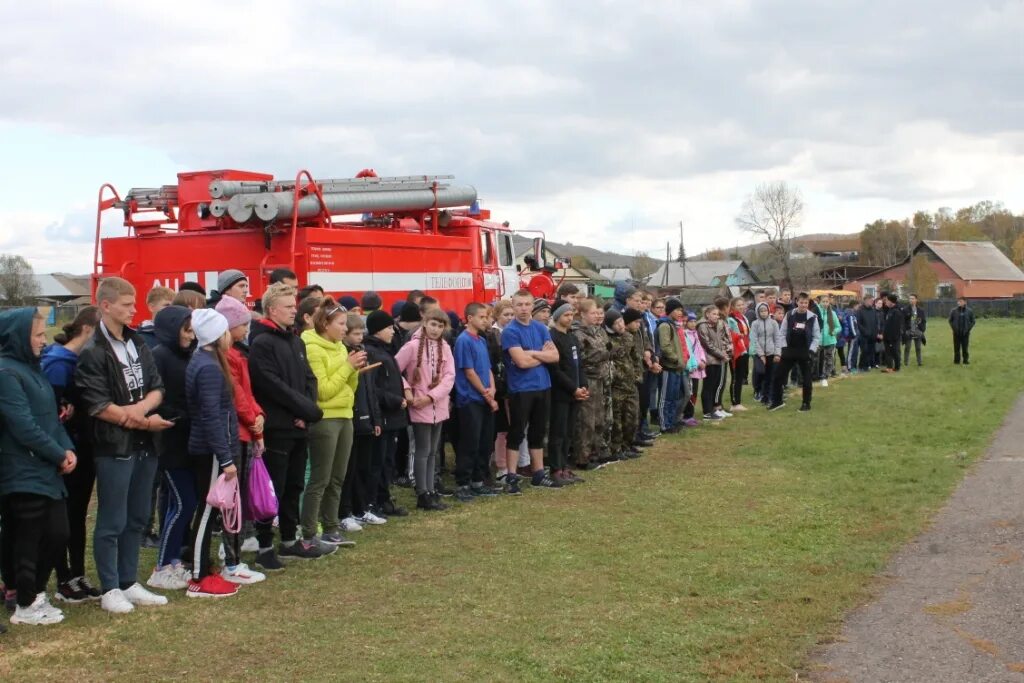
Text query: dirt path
812 394 1024 682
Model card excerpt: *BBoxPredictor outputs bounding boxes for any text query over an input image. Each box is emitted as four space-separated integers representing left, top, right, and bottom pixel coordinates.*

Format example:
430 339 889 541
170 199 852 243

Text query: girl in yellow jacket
299 298 367 549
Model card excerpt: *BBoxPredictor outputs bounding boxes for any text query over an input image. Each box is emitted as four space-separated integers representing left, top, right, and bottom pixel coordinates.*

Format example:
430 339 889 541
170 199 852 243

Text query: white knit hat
191 309 229 348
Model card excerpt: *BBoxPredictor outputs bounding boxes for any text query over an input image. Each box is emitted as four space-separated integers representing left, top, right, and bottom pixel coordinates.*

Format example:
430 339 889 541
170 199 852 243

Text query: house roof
919 241 1024 281
578 268 610 282
794 237 861 254
32 273 91 299
599 268 632 281
509 236 634 269
648 260 748 287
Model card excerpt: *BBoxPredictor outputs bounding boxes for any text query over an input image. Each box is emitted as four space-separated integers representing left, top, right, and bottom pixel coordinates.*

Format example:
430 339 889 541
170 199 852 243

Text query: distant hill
696 232 862 259
511 236 634 269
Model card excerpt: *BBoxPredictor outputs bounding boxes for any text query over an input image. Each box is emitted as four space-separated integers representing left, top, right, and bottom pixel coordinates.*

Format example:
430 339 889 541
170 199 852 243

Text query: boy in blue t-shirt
453 303 499 501
501 290 560 491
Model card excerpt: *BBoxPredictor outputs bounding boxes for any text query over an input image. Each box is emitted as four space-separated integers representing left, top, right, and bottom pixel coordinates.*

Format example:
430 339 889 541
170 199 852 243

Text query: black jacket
347 344 382 436
248 319 322 436
856 306 880 338
363 336 408 433
882 305 903 343
150 306 194 468
547 327 588 403
948 306 976 335
74 323 164 456
903 305 927 337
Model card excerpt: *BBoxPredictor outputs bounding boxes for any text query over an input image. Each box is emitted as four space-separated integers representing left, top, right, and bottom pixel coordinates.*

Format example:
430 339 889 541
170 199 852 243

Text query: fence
921 298 1024 319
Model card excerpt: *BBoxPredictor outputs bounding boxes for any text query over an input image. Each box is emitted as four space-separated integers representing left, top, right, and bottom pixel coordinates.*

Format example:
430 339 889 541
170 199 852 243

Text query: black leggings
373 431 399 507
684 378 698 419
189 455 220 581
56 450 95 582
701 365 724 415
1 493 69 607
730 356 749 406
341 435 374 518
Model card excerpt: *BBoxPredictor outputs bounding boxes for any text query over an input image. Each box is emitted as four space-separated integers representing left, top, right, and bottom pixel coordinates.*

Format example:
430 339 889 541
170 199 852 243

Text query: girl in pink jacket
682 312 707 425
394 309 455 510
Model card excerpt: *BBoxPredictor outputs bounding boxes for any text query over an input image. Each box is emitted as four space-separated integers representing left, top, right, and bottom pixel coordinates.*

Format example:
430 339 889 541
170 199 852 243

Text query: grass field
2 321 1021 682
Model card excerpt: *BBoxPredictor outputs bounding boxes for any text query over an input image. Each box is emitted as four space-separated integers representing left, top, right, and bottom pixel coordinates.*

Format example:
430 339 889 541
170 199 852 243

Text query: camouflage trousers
573 377 606 465
609 382 639 456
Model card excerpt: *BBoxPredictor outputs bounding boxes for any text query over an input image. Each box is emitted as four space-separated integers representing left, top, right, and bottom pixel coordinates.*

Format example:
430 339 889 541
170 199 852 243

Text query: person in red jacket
215 296 266 583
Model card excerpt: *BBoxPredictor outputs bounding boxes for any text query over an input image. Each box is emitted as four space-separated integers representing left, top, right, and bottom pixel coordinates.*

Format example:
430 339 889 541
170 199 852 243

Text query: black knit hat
622 308 644 326
366 310 393 336
665 298 684 316
603 309 622 328
399 301 422 323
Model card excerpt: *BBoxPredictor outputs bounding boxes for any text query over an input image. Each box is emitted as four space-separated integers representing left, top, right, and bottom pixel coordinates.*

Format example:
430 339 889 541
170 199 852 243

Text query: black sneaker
141 532 160 549
279 540 329 560
505 475 523 496
54 579 89 604
74 576 102 600
632 439 655 448
380 499 409 517
532 473 563 488
799 403 811 412
767 402 785 412
454 486 476 503
255 549 285 572
394 476 414 488
470 483 499 497
434 481 454 497
430 492 449 510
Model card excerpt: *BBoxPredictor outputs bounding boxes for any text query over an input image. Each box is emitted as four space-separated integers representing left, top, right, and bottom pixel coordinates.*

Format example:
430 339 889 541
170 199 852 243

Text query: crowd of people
0 266 977 629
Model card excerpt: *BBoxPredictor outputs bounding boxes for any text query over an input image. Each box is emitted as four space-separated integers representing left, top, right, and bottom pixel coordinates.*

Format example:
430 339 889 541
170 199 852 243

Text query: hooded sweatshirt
150 305 194 468
748 303 783 357
819 306 841 347
0 308 73 499
683 327 706 379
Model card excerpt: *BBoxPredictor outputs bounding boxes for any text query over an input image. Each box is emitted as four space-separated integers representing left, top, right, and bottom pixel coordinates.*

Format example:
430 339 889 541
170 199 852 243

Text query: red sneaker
187 574 239 599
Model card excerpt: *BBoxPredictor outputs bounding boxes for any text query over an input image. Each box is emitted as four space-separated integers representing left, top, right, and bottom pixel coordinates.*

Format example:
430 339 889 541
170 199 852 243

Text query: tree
860 219 911 267
570 254 596 272
632 251 659 281
1012 233 1024 267
735 181 803 288
904 253 938 300
0 254 41 306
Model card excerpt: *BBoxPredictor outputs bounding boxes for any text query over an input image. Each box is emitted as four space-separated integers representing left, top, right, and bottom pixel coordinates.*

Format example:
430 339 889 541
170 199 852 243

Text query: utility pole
663 241 670 287
679 220 687 287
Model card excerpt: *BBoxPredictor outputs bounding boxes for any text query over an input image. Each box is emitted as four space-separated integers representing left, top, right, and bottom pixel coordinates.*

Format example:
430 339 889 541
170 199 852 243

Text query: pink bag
245 446 278 522
206 473 241 534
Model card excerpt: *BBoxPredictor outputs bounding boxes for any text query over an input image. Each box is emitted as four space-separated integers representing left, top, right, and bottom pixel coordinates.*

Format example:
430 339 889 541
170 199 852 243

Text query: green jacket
0 308 72 500
301 329 358 419
819 308 841 347
657 319 685 370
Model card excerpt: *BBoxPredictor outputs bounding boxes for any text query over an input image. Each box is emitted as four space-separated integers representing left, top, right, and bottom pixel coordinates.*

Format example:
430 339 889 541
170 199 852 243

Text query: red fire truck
93 168 562 322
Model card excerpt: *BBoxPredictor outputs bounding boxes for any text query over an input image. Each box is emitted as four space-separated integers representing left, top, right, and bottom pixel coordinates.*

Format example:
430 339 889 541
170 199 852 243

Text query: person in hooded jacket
546 303 588 486
769 293 821 412
726 297 752 412
39 306 102 604
248 283 324 570
748 302 782 406
363 311 409 518
681 312 705 424
855 295 879 371
143 305 197 592
697 306 731 421
656 299 688 433
0 308 76 626
215 295 266 576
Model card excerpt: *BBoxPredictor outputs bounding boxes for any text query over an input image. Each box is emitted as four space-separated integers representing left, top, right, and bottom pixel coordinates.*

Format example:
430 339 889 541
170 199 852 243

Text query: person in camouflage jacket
607 309 644 458
573 299 611 467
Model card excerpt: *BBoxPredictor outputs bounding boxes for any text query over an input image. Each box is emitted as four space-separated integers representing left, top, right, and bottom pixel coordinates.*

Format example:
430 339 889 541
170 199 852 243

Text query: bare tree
0 254 41 306
632 251 659 281
735 181 804 288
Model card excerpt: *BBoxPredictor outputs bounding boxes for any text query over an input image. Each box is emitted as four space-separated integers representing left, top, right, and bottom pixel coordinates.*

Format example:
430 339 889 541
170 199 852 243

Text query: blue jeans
658 370 683 430
93 451 158 592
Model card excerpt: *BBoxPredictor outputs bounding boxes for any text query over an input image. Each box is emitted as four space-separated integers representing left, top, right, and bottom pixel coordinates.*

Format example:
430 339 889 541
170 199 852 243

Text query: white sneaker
221 563 266 585
241 536 259 553
122 582 169 606
148 566 189 590
100 588 135 614
820 379 828 387
730 404 748 412
174 565 193 585
11 594 63 625
713 410 731 419
340 516 364 532
359 510 387 525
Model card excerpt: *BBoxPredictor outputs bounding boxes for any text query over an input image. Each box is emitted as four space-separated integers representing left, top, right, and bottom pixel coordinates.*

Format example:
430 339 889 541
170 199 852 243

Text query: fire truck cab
93 169 558 322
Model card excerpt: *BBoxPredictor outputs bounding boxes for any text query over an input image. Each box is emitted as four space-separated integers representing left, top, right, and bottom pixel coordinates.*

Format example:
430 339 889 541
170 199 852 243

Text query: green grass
3 321 1021 682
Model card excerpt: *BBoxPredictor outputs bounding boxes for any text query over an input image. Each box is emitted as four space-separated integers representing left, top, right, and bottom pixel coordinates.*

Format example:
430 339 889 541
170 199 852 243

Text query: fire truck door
479 230 499 296
496 231 517 299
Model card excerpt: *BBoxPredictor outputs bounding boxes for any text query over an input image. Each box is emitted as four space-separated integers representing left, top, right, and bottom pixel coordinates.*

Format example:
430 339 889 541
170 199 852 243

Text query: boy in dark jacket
74 277 174 614
0 308 76 625
949 297 976 365
882 294 903 372
341 315 385 526
247 283 323 570
902 294 927 367
855 295 879 370
546 303 588 486
364 311 409 517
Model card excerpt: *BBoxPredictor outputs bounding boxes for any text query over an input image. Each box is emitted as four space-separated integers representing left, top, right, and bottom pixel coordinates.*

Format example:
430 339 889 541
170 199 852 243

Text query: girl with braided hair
394 308 455 511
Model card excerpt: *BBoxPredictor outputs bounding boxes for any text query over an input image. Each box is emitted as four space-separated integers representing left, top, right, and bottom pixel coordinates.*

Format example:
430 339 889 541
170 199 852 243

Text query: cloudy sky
1 0 1022 273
